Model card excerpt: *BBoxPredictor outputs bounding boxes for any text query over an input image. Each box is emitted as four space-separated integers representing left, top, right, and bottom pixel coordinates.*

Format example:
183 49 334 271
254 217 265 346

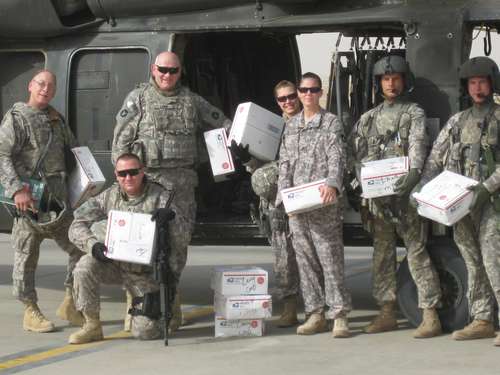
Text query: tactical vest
135 85 198 168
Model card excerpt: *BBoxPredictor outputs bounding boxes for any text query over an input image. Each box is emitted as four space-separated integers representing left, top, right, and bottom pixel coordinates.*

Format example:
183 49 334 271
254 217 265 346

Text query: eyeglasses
156 65 180 75
297 86 321 94
276 92 298 103
32 79 55 90
116 168 141 178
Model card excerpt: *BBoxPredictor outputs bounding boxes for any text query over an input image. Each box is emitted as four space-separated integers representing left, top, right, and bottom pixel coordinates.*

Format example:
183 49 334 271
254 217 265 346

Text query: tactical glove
269 205 288 232
408 181 424 209
229 140 252 163
394 168 421 197
151 208 176 227
91 242 111 263
468 183 490 212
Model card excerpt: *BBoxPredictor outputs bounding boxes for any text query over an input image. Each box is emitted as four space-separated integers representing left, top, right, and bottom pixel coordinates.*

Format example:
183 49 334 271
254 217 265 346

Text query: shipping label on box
228 102 285 162
68 146 106 208
0 178 44 209
105 210 157 265
211 266 268 295
280 179 333 214
215 293 272 320
360 156 409 198
204 128 235 182
214 317 264 338
413 170 478 226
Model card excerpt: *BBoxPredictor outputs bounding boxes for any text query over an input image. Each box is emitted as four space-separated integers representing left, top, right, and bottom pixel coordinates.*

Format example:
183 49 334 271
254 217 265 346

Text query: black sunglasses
276 92 298 103
116 168 141 178
156 65 180 75
297 86 321 94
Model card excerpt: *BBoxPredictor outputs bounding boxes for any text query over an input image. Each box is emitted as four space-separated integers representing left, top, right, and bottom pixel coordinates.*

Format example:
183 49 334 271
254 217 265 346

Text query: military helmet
373 55 414 93
459 56 500 94
251 162 279 201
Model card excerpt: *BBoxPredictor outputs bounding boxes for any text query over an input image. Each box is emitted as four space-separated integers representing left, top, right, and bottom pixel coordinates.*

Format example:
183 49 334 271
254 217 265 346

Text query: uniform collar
299 108 324 128
119 179 150 206
471 99 494 119
150 77 181 97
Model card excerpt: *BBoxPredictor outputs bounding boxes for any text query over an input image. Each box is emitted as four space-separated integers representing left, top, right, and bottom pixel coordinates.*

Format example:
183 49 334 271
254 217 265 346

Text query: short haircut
273 80 296 97
115 153 143 167
299 72 322 89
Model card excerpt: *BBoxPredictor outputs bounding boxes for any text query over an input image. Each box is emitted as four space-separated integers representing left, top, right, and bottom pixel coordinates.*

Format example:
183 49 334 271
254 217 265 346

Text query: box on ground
68 146 106 208
105 210 157 265
214 317 264 338
360 156 409 198
203 128 235 182
228 102 284 162
211 266 268 295
0 178 44 209
280 179 332 214
215 293 272 320
413 170 478 226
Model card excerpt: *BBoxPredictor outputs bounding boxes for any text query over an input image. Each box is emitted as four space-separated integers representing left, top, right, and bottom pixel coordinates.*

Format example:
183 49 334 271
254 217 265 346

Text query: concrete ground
0 234 498 375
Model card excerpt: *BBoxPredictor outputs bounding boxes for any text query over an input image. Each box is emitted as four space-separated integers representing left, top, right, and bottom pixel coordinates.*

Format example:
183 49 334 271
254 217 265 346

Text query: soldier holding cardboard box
350 55 442 338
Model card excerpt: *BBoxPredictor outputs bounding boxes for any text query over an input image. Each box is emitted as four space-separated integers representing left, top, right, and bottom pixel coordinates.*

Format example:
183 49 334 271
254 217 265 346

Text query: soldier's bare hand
319 185 337 204
13 187 36 213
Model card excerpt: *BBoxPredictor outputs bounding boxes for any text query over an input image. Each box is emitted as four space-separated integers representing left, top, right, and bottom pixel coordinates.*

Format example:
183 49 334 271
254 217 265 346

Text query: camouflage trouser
288 204 352 319
270 227 300 301
73 254 162 340
372 205 442 309
12 216 84 303
146 168 197 285
453 204 499 322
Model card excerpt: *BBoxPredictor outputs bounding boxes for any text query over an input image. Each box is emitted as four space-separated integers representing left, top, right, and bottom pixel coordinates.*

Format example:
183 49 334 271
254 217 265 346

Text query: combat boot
56 287 84 326
332 315 350 338
494 334 500 347
69 311 104 344
23 302 55 333
276 296 299 327
123 290 133 332
296 313 327 335
168 293 183 334
363 302 398 334
452 320 496 340
413 308 442 338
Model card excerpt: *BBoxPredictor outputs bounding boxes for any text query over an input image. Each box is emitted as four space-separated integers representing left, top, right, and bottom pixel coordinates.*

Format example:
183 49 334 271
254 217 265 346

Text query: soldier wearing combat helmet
419 56 500 345
350 55 443 338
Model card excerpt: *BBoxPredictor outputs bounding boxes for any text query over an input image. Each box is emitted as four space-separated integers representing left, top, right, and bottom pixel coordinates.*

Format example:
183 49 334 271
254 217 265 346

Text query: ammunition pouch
129 291 161 320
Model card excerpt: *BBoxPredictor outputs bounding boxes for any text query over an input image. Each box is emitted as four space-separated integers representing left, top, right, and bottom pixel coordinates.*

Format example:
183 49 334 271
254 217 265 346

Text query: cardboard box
413 171 478 226
360 156 409 198
68 146 106 208
0 178 44 209
280 179 332 214
204 128 235 182
214 293 272 320
211 267 268 295
228 102 285 162
104 210 157 265
214 317 264 338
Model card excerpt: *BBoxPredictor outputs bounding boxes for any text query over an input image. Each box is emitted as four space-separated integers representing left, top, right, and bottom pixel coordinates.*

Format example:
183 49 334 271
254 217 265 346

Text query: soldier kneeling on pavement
67 153 183 344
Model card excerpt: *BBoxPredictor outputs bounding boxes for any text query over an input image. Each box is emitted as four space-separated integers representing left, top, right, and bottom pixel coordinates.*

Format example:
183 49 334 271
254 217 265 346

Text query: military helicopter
0 0 498 332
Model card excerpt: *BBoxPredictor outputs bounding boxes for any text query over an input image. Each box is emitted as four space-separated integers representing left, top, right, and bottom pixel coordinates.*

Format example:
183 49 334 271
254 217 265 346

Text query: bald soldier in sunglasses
112 51 231 332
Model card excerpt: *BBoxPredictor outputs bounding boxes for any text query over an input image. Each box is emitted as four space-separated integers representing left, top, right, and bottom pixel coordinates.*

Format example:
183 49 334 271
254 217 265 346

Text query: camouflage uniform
421 102 500 322
69 180 182 339
0 102 83 303
352 98 442 309
277 108 351 319
112 80 231 282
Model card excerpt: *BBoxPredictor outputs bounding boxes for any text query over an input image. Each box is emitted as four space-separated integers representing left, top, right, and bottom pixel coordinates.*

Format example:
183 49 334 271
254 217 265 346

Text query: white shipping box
204 128 235 182
214 293 272 320
360 156 409 198
68 146 106 208
105 210 157 265
211 266 268 295
214 317 264 338
413 171 478 226
280 179 332 214
228 102 285 162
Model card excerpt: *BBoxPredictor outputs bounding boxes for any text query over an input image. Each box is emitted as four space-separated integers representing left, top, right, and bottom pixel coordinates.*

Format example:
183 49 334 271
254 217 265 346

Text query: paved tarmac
0 234 498 375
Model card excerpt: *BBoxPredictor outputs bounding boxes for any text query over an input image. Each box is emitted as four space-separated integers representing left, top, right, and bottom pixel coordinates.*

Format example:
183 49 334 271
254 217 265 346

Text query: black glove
394 168 421 197
229 140 252 163
468 183 490 212
151 208 176 227
91 242 111 263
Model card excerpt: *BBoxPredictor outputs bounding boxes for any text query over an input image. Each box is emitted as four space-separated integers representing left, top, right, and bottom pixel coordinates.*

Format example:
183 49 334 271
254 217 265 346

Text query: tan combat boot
276 296 299 327
56 287 84 326
413 308 442 338
168 293 183 334
123 290 133 332
23 302 55 333
296 313 327 335
494 334 500 347
452 319 496 340
364 302 398 334
332 314 350 338
68 311 104 344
